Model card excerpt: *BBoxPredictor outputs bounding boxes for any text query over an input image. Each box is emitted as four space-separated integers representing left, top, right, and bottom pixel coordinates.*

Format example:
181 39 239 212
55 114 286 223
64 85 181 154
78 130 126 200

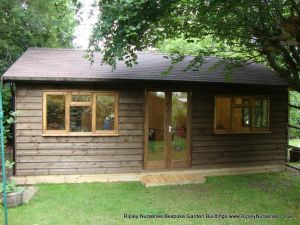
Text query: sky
73 0 98 49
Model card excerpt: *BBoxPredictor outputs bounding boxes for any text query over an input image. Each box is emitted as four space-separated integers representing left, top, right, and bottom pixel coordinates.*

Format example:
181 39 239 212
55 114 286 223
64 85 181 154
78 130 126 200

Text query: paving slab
140 173 206 187
23 186 38 203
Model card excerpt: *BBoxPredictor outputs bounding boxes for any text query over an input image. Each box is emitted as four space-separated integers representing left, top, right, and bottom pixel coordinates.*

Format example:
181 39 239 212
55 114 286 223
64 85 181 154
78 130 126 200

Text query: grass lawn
1 172 300 225
289 139 300 147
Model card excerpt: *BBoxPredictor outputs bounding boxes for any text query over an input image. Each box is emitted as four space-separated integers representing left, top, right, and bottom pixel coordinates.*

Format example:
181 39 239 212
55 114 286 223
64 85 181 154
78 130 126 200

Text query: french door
144 90 191 169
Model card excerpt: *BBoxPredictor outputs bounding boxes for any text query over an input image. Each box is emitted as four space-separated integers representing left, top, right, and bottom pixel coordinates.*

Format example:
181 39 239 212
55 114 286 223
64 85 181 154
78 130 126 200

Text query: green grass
1 172 300 225
288 139 300 168
289 162 300 168
289 139 300 147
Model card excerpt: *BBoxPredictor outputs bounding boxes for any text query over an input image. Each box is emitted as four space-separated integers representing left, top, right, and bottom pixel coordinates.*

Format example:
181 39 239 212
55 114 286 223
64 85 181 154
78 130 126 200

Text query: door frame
143 89 192 170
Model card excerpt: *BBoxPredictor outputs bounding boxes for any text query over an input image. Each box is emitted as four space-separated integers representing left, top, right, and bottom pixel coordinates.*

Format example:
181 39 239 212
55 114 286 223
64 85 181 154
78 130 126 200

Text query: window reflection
148 92 165 161
96 95 115 131
46 95 65 130
171 92 188 161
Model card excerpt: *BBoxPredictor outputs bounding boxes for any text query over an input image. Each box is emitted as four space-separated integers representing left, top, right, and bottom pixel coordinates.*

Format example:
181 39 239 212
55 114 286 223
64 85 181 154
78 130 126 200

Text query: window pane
171 92 188 161
215 97 232 131
71 94 91 102
96 95 116 131
232 107 251 131
46 95 65 130
234 97 250 107
242 107 251 127
253 98 268 128
232 97 251 131
148 92 165 161
70 106 92 132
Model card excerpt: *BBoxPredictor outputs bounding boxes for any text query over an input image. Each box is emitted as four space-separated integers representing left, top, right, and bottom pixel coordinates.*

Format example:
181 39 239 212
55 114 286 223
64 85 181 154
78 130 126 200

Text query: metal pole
0 82 8 225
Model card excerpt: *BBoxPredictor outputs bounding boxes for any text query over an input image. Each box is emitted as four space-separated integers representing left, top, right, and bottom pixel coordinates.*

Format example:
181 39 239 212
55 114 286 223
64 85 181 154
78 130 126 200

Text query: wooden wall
191 86 288 169
15 84 145 175
14 83 288 175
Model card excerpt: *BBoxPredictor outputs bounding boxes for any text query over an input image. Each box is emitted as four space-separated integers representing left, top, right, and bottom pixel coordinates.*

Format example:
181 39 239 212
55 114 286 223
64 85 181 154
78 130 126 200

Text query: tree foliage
0 0 80 146
89 0 300 91
289 91 300 138
157 37 217 55
0 0 80 75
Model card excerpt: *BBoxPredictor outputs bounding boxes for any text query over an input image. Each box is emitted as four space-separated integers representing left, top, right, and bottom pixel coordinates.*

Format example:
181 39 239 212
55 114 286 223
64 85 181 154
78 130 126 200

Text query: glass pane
242 107 251 127
171 92 188 161
215 97 231 131
70 106 92 132
232 107 251 131
46 95 65 130
148 92 165 161
234 97 250 107
71 94 91 102
253 98 268 128
96 95 116 131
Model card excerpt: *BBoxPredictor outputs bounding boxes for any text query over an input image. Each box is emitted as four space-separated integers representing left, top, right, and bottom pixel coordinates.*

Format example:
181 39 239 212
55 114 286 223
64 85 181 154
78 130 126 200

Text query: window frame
43 91 119 136
214 95 270 134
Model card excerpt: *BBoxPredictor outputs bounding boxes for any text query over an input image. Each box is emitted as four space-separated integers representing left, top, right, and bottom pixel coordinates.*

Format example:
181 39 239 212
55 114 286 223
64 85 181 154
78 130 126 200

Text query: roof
2 48 288 86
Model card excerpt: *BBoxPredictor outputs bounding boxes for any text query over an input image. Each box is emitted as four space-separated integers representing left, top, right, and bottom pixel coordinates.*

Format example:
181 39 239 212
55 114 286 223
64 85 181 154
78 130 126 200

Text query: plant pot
289 149 300 162
2 190 24 208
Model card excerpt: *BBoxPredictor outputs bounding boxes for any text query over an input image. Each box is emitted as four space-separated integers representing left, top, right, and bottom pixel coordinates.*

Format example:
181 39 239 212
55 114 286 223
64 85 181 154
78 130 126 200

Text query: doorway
144 91 191 169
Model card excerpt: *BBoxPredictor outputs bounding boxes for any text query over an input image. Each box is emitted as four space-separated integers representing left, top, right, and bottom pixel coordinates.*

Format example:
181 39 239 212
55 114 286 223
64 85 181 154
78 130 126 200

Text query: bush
289 91 300 139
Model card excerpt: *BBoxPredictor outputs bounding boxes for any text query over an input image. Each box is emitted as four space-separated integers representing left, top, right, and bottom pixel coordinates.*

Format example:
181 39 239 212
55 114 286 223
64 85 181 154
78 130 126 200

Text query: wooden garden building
2 48 289 176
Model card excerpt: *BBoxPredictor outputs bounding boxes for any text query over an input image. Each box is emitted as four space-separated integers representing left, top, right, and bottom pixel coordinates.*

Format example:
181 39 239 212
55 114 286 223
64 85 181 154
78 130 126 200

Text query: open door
144 91 191 169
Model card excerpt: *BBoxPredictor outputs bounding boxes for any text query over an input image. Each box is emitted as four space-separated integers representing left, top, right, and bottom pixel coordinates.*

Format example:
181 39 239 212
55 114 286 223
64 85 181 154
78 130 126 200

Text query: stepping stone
23 186 38 203
140 173 206 187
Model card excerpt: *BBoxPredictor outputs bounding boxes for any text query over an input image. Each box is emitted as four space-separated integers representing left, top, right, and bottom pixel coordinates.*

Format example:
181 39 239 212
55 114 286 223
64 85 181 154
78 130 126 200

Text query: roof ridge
26 48 204 57
26 48 171 55
25 48 220 60
27 47 85 51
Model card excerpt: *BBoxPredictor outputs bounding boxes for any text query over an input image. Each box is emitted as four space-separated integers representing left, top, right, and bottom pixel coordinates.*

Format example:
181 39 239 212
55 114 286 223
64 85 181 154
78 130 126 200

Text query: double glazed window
215 95 270 133
43 91 119 135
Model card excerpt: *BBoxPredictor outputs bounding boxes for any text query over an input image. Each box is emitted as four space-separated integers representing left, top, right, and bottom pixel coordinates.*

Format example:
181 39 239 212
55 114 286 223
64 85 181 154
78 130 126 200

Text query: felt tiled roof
2 48 288 86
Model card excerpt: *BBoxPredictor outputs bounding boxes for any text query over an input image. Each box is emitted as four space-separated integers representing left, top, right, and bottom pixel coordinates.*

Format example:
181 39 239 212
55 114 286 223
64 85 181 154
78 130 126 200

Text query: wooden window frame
214 95 270 134
43 91 119 136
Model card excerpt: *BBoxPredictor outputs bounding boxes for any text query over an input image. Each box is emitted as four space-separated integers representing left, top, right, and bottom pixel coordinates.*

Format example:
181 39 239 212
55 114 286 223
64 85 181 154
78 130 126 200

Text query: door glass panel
148 92 165 161
171 92 188 161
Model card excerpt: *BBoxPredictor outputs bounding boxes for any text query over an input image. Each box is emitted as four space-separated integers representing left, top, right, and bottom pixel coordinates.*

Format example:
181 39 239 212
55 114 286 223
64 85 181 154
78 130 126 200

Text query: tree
0 0 80 147
89 0 300 92
0 0 80 75
289 91 300 139
156 37 217 55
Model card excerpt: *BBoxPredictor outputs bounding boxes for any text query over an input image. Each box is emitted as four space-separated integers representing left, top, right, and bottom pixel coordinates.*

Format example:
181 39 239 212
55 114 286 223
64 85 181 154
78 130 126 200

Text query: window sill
42 133 120 137
214 131 272 134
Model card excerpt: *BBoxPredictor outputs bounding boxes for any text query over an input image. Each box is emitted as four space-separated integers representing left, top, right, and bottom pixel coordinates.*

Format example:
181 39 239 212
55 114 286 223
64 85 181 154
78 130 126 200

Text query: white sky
73 0 99 49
